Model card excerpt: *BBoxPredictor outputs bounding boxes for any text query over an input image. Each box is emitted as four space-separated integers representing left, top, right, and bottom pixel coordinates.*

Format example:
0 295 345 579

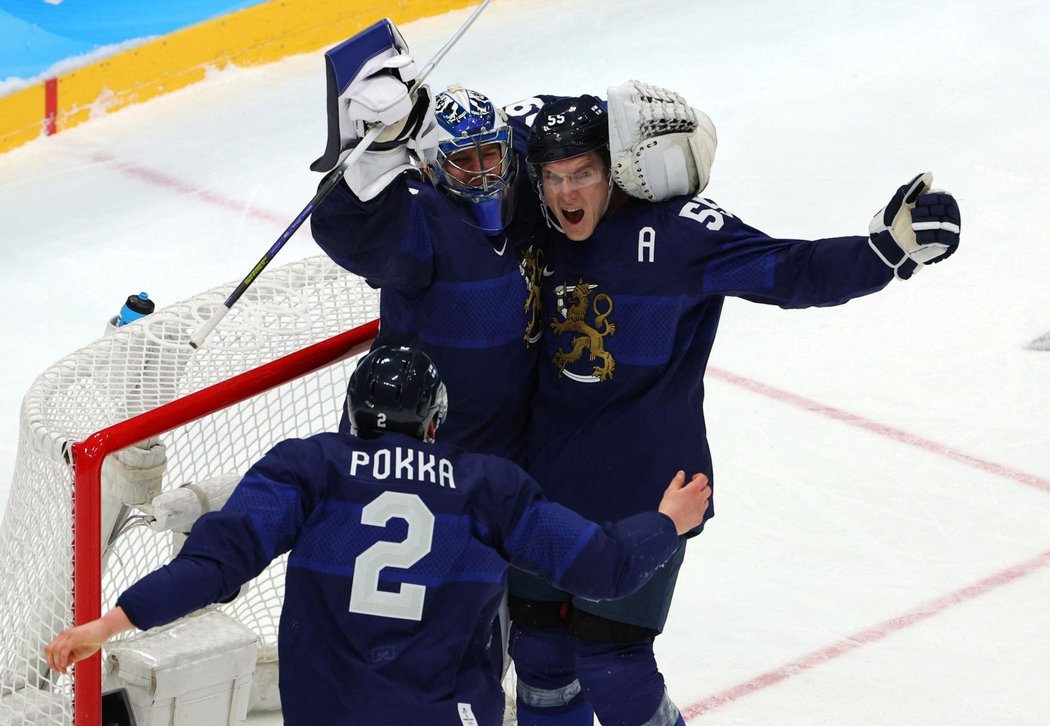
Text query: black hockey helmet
346 346 448 443
526 95 609 166
526 95 614 232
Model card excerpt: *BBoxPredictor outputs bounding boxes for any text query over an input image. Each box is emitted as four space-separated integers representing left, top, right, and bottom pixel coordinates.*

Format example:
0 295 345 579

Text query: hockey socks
575 638 682 726
510 624 684 726
510 625 594 726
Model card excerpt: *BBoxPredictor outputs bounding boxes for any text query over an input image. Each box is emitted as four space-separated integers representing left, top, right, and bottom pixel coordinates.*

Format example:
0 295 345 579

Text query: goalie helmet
427 85 517 235
346 346 448 443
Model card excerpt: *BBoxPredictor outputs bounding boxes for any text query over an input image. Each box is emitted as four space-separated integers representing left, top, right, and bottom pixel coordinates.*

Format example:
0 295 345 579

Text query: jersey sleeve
116 440 323 630
474 456 679 600
311 175 435 294
671 196 894 308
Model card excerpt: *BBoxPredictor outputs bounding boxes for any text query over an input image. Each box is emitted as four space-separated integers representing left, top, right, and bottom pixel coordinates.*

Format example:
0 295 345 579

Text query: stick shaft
189 0 494 349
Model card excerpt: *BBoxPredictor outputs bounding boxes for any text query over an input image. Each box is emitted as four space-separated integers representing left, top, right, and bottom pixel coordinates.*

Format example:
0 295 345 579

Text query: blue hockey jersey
116 432 679 725
524 192 894 526
311 93 574 463
311 171 549 464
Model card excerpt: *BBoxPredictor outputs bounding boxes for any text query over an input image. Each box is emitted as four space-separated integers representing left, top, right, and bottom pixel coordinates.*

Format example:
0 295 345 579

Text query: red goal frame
67 319 378 725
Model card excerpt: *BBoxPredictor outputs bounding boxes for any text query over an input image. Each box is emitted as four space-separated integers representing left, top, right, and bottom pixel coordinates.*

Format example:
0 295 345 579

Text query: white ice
1 0 1049 723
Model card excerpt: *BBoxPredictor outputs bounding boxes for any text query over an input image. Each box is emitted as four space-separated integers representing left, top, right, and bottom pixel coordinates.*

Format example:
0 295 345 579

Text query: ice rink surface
1 0 1048 723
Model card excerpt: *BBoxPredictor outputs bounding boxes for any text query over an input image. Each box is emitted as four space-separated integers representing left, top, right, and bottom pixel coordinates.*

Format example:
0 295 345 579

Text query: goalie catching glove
869 172 961 280
310 20 437 200
607 80 717 201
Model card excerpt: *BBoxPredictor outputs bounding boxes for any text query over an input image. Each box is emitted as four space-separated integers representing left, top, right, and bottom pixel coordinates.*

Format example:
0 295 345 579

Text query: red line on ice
683 548 1050 719
84 150 292 227
707 366 1050 495
684 367 1050 718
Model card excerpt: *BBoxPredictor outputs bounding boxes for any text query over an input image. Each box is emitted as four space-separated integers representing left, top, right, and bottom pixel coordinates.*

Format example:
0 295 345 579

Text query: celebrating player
502 87 961 726
309 21 550 464
44 346 712 725
309 23 710 466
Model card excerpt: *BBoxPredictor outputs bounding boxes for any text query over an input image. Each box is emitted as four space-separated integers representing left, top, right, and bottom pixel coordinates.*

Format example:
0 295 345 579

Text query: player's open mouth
562 208 584 225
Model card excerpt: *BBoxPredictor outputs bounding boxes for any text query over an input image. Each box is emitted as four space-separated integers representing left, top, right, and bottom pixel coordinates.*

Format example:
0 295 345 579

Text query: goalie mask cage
0 255 379 725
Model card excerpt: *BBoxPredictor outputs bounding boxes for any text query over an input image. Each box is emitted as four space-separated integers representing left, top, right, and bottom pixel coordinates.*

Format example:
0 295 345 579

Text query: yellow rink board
0 0 477 154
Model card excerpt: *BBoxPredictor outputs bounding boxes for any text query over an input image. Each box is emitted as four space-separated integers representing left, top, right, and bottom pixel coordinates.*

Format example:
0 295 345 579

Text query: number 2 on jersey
348 491 435 621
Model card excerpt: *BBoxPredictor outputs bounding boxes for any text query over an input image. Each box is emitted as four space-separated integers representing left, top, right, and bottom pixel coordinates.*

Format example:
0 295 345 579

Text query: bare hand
658 471 712 535
44 606 133 674
45 622 107 674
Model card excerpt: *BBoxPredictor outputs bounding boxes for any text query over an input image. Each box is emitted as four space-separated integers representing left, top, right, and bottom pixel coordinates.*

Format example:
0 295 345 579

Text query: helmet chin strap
601 173 614 217
541 203 564 234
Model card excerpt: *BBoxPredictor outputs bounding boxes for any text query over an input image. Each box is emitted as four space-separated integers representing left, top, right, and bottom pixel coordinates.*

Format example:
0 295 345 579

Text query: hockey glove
607 80 717 201
312 20 436 174
345 52 433 148
341 51 438 201
868 172 961 280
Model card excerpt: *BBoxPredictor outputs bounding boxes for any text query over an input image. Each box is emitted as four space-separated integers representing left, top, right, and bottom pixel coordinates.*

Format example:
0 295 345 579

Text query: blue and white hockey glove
341 52 436 201
310 20 437 200
868 172 961 280
345 52 433 149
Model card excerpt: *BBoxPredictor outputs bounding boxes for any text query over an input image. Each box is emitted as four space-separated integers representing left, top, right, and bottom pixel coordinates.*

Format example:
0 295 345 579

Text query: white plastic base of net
0 255 379 725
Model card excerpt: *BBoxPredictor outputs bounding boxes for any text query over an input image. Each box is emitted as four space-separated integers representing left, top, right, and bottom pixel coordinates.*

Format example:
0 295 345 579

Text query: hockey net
0 255 379 725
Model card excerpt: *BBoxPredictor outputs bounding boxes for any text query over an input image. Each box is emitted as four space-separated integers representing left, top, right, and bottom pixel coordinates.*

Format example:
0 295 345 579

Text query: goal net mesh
0 255 378 724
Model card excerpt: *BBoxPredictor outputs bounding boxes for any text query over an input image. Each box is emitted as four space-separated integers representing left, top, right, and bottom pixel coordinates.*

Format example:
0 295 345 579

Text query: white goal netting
0 255 379 725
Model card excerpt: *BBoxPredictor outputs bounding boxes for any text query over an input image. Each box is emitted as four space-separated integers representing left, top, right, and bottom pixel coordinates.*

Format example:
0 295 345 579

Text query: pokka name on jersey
349 447 456 489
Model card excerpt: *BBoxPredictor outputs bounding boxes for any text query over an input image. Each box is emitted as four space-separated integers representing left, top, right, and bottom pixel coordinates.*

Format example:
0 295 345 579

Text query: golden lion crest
519 246 546 345
550 279 616 381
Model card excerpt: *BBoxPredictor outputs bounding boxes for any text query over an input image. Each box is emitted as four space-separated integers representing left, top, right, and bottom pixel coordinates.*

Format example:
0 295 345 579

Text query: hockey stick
189 0 494 349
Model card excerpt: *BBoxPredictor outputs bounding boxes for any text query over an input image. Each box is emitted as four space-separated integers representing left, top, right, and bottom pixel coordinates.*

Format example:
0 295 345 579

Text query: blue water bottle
116 292 156 327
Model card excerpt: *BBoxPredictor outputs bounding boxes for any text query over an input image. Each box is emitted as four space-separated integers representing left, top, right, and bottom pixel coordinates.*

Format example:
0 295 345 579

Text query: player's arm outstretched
497 468 711 601
45 606 133 674
43 441 316 673
667 169 960 310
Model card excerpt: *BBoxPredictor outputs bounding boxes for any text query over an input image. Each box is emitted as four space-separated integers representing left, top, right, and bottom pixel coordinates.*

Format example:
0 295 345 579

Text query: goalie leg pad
103 438 167 506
